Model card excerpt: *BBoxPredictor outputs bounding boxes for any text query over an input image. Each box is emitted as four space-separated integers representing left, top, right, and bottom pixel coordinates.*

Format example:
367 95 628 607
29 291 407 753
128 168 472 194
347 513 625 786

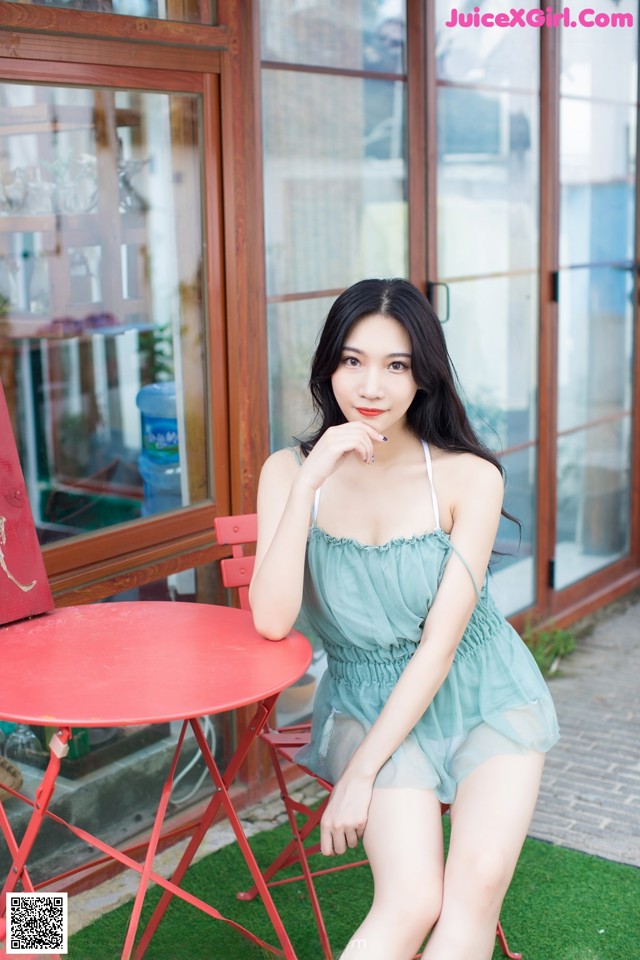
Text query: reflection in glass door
435 0 541 616
555 3 637 590
0 83 210 543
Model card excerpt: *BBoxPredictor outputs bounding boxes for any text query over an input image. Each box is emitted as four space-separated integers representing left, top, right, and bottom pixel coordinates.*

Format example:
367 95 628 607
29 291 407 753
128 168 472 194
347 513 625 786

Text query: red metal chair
214 512 522 960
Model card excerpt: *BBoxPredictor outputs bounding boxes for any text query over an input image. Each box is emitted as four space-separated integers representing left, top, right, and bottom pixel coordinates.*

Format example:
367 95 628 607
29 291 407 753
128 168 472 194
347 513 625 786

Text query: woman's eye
342 356 360 367
389 361 409 372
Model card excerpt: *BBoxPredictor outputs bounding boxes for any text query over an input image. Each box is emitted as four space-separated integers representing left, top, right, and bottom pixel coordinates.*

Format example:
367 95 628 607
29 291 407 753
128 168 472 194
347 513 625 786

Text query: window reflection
556 420 631 589
555 20 637 588
435 10 541 616
445 275 538 450
443 275 539 614
438 89 538 277
557 268 634 434
560 102 636 267
490 445 537 616
263 70 407 297
0 84 209 543
261 0 406 74
560 0 637 101
267 297 335 452
436 0 540 89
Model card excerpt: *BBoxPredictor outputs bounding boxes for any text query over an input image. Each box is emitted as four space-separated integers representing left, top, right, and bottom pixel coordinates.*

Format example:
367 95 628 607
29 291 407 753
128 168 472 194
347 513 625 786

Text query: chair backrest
0 378 54 625
214 513 257 611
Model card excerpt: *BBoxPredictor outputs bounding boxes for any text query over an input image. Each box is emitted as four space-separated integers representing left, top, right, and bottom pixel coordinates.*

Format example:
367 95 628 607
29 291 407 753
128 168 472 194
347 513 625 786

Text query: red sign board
0 378 54 625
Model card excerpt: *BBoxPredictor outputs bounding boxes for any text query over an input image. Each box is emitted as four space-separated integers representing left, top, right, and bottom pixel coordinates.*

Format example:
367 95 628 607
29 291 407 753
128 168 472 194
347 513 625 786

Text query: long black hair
297 278 520 534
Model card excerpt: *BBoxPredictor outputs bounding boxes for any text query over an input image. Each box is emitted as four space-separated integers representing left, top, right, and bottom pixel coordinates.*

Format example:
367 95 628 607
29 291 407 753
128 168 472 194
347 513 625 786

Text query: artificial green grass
69 816 639 959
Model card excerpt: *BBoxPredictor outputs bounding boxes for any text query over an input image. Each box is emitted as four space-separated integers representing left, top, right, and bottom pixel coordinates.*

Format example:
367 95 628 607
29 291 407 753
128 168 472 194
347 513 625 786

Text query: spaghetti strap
312 487 321 527
448 540 482 602
421 441 441 530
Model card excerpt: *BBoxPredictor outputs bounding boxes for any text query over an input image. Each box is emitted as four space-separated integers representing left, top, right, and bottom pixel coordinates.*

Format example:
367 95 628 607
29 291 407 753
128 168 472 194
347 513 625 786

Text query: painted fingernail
380 435 388 441
370 455 375 464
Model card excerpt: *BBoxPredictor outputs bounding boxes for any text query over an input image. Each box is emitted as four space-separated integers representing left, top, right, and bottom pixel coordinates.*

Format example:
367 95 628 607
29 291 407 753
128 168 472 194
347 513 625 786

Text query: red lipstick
355 407 384 418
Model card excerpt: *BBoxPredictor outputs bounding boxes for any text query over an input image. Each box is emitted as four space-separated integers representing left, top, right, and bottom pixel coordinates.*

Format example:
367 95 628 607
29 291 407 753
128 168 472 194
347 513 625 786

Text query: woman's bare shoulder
434 448 504 503
434 446 501 475
259 446 301 483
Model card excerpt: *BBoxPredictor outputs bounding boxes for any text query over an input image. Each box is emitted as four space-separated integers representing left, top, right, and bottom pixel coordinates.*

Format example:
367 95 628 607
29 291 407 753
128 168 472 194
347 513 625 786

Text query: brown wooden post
217 0 269 517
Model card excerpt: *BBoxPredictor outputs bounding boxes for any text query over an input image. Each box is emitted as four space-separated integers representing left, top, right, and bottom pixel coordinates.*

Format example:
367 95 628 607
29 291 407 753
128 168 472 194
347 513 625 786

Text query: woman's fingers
354 437 372 463
345 826 360 849
320 786 370 857
320 824 363 856
298 422 386 488
328 423 385 465
320 821 336 856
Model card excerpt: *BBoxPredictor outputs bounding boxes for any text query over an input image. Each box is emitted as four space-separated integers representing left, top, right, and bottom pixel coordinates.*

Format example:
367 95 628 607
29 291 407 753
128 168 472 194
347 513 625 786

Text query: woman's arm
250 423 387 640
249 450 315 640
320 455 505 854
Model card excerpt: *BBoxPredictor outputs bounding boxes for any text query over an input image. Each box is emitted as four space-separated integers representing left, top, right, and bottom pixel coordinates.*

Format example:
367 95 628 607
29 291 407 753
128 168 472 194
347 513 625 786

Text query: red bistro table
0 601 312 960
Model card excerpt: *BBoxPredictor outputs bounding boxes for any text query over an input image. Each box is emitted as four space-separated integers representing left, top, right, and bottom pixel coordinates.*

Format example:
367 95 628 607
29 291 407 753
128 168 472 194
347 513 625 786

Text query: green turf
69 816 639 959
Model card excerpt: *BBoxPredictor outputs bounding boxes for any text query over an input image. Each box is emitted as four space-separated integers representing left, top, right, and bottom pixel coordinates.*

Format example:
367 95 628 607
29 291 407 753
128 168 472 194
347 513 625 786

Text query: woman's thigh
445 750 545 904
363 787 446 912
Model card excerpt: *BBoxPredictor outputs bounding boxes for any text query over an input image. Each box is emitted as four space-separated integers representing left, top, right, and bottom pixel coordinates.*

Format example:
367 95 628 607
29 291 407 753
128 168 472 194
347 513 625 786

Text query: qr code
6 893 68 955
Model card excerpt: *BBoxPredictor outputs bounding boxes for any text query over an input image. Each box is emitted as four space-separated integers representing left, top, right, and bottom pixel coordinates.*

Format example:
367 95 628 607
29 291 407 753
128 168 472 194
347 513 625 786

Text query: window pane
443 274 539 613
560 0 637 102
0 84 210 544
263 70 407 296
437 89 539 277
490 444 537 617
261 0 406 73
435 0 540 90
560 101 636 267
445 274 539 451
267 297 335 452
555 419 631 590
3 0 214 22
557 267 634 434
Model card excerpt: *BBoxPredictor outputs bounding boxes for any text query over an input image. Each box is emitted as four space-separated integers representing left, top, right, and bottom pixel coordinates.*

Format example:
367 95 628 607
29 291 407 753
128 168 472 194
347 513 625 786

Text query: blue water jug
136 382 182 516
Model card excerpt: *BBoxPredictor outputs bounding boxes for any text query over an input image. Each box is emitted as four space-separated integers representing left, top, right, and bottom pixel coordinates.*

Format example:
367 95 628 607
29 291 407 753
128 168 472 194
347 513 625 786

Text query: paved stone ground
528 592 640 867
68 593 640 932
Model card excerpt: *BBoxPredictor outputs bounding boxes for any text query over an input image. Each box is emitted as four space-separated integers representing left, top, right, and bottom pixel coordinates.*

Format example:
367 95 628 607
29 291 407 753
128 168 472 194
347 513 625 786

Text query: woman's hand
320 770 375 856
296 423 387 492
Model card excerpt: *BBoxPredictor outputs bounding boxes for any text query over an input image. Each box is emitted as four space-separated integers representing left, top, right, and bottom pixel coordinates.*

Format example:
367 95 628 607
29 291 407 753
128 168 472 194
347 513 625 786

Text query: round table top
0 602 312 727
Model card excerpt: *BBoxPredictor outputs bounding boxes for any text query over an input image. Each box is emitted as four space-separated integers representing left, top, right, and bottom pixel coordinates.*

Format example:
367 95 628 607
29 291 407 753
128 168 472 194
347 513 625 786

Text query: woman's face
330 312 418 434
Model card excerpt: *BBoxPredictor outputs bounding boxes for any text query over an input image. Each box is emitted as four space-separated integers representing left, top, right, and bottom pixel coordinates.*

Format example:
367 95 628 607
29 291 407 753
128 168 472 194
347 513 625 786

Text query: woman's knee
445 847 513 911
375 875 443 934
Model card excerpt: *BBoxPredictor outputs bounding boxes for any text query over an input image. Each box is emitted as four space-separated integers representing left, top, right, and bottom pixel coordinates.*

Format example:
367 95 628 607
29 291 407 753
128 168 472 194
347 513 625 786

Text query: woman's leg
421 750 545 960
340 787 444 960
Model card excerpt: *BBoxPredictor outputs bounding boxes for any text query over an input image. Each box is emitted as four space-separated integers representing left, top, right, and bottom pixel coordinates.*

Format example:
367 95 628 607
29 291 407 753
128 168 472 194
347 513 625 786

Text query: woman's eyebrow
342 346 412 359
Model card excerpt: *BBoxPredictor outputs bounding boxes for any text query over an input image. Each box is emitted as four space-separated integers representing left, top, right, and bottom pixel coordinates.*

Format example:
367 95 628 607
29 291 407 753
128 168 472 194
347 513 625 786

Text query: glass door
434 0 541 616
554 2 637 590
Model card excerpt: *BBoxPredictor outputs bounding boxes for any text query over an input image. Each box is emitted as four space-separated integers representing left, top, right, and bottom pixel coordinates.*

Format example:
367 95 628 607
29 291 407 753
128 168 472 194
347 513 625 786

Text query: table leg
0 729 70 960
133 696 298 960
0 802 36 900
190 715 299 960
119 721 190 959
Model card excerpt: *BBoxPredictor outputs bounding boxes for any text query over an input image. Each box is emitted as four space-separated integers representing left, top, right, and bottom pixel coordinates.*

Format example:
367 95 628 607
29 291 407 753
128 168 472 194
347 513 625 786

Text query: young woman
249 278 559 960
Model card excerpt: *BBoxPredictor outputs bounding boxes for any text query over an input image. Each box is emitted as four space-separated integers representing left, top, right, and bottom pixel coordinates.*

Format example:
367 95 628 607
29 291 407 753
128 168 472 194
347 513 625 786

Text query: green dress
293 440 559 803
